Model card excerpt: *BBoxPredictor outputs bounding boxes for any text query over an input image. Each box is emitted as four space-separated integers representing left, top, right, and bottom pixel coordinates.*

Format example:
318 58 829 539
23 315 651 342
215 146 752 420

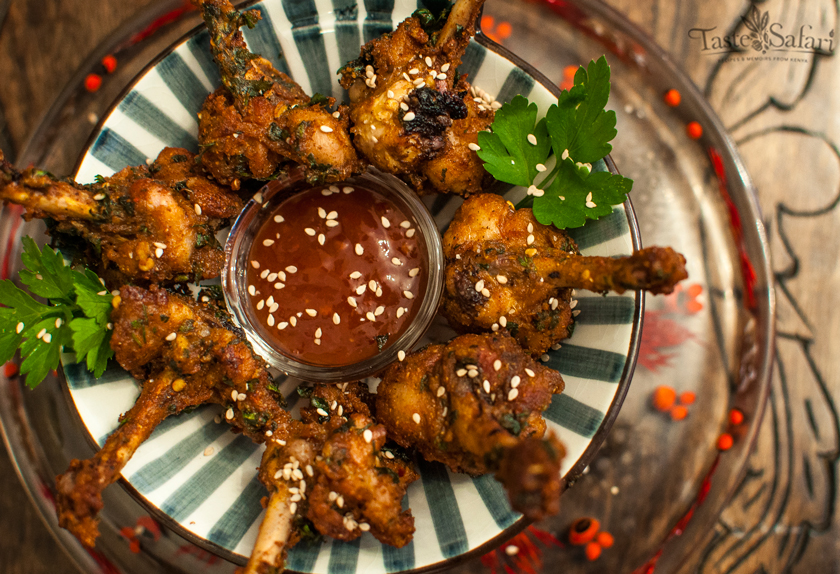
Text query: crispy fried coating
0 148 242 284
376 332 565 519
257 384 417 553
56 285 295 548
192 0 363 188
338 0 493 195
441 194 688 355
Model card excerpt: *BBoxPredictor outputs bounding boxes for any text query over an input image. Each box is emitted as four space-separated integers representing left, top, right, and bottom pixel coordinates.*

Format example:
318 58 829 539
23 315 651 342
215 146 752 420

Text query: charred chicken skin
441 194 688 355
338 0 494 195
376 332 565 520
192 0 363 189
0 148 242 284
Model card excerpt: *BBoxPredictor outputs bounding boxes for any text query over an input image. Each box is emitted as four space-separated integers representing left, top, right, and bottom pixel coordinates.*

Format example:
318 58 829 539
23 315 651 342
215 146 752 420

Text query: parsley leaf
0 238 114 388
476 56 632 230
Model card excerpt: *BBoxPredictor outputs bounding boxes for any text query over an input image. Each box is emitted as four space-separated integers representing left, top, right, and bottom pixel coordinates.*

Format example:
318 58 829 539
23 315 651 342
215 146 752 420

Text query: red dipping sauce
246 183 427 367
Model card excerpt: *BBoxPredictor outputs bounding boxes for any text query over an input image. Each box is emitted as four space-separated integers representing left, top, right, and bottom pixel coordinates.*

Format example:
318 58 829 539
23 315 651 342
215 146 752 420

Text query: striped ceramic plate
66 0 641 571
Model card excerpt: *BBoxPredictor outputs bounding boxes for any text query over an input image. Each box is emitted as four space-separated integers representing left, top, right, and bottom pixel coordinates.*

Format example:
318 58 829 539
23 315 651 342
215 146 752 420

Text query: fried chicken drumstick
0 148 242 284
338 0 494 195
376 332 565 520
55 285 416 572
441 194 688 355
192 0 363 188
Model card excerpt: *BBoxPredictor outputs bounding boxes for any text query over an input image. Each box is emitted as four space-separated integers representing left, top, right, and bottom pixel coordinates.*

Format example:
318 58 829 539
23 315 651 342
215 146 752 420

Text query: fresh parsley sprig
476 56 633 229
0 237 114 388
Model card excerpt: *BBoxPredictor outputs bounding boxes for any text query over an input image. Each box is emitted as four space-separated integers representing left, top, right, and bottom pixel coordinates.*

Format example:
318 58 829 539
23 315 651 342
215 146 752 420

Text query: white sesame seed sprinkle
536 163 547 172
305 227 316 236
425 56 433 67
333 313 341 325
412 413 421 424
468 369 479 378
42 333 52 343
525 368 536 377
155 248 164 258
527 134 538 145
15 322 24 334
481 288 491 297
306 309 317 317
278 322 289 330
374 306 385 316
347 297 357 308
403 291 414 299
483 380 491 393
275 282 285 289
491 323 499 332
456 368 467 377
290 316 297 326
343 186 354 194
248 285 257 296
251 260 260 269
274 215 285 223
363 429 373 443
263 239 276 247
437 73 447 80
325 220 339 228
403 112 416 121
406 228 416 238
468 143 481 151
165 332 177 342
317 408 329 417
392 257 402 265
527 234 535 245
320 125 333 133
398 350 406 362
494 359 502 371
355 244 364 255
475 280 485 292
511 376 521 388
315 328 322 338
226 408 234 420
409 267 420 277
366 311 376 321
356 284 367 295
267 315 275 327
350 271 362 279
396 307 405 318
441 63 451 72
400 102 409 111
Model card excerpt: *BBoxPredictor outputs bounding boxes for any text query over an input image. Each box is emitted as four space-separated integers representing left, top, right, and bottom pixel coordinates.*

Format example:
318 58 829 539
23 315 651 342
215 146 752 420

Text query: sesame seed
286 266 298 273
290 316 297 326
400 102 409 111
325 220 339 228
387 90 395 98
573 309 582 316
409 268 420 277
270 303 279 313
441 63 451 72
508 388 519 401
278 322 289 330
326 210 338 220
333 313 341 325
350 271 362 279
369 280 377 291
275 282 285 289
406 229 416 238
391 257 402 265
586 201 597 208
438 73 447 80
483 380 491 393
194 203 202 216
403 112 416 121
481 288 491 297
337 495 344 508
356 284 367 295
527 223 534 233
494 360 502 371
527 134 537 145
403 291 414 299
279 271 287 281
251 260 260 269
366 311 376 321
306 309 317 317
396 307 405 318
267 315 275 327
274 215 285 223
305 227 316 236
267 272 278 282
363 429 373 443
205 446 215 456
42 333 52 343
320 125 333 133
355 244 364 255
506 545 520 556
328 491 338 501
374 306 385 316
343 186 354 194
562 149 570 160
226 408 234 420
317 408 329 417
260 269 270 279
491 323 499 332
425 56 433 67
263 239 275 247
231 390 239 401
409 68 419 75
468 143 481 151
551 299 559 310
456 368 467 377
536 163 547 172
551 343 562 350
15 322 23 334
306 464 314 477
398 350 406 361
468 369 479 378
525 368 535 377
499 316 508 328
155 247 164 258
475 280 485 292
166 332 177 341
511 375 521 388
403 73 411 81
496 275 508 284
333 111 341 118
347 297 357 308
315 328 322 338
527 234 535 245
412 413 421 424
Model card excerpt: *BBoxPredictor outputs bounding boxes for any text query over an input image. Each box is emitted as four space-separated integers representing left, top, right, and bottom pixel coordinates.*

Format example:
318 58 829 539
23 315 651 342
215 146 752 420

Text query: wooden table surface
1 1 837 573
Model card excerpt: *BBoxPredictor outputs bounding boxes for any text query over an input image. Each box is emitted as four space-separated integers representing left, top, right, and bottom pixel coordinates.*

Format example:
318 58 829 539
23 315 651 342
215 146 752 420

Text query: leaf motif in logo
752 39 763 51
760 10 769 31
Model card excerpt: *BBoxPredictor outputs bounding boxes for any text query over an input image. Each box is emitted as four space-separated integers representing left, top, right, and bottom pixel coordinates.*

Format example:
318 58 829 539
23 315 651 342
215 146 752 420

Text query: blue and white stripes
67 0 640 571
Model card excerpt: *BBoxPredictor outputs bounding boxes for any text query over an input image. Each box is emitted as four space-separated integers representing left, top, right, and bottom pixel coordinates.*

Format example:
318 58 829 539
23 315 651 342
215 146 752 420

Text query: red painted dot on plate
729 408 744 426
670 405 689 421
85 73 102 92
717 433 734 451
664 89 681 107
686 121 703 139
585 541 602 561
102 54 118 74
652 385 677 412
596 531 614 548
679 391 696 405
4 362 18 377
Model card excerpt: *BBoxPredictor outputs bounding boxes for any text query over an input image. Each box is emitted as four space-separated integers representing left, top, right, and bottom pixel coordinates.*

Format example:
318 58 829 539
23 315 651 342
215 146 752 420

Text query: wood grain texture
1 0 838 573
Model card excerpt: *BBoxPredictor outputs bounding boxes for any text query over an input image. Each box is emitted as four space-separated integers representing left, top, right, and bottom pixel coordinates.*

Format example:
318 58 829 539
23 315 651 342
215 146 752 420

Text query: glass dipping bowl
223 167 444 383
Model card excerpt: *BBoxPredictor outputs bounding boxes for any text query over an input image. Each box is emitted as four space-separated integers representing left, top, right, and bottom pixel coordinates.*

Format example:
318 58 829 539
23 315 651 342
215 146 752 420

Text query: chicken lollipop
339 0 494 195
192 0 363 188
376 332 565 520
441 193 688 355
0 148 242 284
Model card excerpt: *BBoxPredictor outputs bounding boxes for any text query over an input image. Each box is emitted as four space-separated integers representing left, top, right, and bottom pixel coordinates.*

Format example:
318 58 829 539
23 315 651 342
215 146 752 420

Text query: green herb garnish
0 237 114 388
476 56 633 229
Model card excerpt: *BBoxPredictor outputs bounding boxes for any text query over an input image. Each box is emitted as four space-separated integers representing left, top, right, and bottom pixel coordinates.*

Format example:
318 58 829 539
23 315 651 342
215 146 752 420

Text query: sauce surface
247 184 426 367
